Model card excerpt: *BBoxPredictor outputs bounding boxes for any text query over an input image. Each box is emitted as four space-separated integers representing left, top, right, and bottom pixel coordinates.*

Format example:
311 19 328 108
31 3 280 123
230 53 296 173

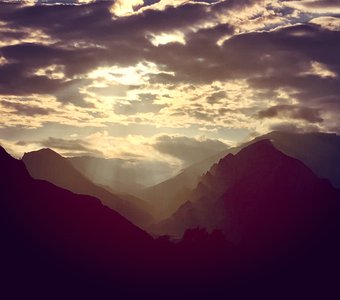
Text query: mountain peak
237 138 276 156
23 148 62 160
0 145 22 165
0 145 11 159
155 135 338 246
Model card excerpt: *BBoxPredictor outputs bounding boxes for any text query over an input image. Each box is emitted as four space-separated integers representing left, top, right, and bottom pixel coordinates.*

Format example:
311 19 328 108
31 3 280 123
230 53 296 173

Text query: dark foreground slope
0 146 159 298
22 148 154 228
0 145 241 298
2 145 340 299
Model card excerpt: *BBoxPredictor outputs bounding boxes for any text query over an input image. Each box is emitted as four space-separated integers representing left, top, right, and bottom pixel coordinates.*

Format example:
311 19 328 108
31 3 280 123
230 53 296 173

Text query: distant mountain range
140 131 340 221
19 131 340 225
152 140 340 250
23 148 155 228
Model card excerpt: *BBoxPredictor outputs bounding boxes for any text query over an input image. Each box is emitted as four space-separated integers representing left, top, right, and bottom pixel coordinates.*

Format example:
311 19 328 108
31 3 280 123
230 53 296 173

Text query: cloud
269 122 321 133
114 92 167 115
206 91 226 104
110 0 145 16
152 135 228 165
1 100 55 116
310 16 340 31
0 0 340 167
284 0 340 13
258 105 323 123
38 136 103 156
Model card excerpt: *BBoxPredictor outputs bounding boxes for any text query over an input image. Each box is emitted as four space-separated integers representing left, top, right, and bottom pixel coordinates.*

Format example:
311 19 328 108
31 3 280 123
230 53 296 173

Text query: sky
0 0 340 181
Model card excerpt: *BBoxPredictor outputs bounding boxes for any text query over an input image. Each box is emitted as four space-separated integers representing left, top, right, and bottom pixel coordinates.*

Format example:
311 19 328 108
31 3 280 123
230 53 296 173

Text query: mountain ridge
152 140 339 250
140 131 340 221
22 147 155 228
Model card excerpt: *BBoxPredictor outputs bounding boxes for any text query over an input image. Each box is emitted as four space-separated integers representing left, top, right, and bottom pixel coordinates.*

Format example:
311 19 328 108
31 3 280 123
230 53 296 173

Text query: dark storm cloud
307 0 340 6
0 63 62 95
153 135 228 165
142 0 161 6
1 100 55 116
0 0 339 122
0 43 99 107
258 104 323 123
152 22 340 122
1 1 207 42
0 29 27 41
151 23 340 84
0 0 255 103
1 42 109 78
35 0 85 3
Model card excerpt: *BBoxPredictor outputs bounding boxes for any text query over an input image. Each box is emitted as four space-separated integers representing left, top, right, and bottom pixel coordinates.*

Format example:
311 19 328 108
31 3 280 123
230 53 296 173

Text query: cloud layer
0 0 339 183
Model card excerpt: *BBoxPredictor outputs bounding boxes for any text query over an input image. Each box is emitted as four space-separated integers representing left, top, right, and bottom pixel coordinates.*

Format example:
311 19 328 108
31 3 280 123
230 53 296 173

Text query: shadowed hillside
23 148 155 228
141 131 340 221
1 144 340 299
0 145 158 298
153 140 339 251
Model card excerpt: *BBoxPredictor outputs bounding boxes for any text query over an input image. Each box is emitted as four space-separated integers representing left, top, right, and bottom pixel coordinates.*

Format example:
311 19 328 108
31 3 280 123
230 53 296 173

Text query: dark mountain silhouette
141 131 340 221
153 140 340 252
1 144 340 299
0 145 160 297
22 148 155 228
259 131 340 188
0 145 259 298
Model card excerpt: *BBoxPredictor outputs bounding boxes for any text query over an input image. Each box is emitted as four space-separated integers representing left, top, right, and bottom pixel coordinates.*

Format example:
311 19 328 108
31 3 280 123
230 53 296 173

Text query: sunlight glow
149 31 186 46
34 65 65 80
87 62 168 85
110 0 144 16
301 61 337 79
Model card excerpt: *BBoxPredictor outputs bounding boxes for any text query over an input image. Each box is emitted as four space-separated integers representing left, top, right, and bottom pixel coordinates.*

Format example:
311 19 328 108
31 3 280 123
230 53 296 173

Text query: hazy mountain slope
68 156 145 194
153 140 339 249
141 131 340 221
138 149 231 220
22 148 155 228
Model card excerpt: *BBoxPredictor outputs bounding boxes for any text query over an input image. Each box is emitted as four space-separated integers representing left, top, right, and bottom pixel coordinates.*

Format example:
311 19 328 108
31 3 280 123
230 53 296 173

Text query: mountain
22 148 155 228
0 145 272 297
0 145 158 297
153 140 339 251
259 131 340 188
141 131 340 221
2 144 340 298
138 149 231 221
